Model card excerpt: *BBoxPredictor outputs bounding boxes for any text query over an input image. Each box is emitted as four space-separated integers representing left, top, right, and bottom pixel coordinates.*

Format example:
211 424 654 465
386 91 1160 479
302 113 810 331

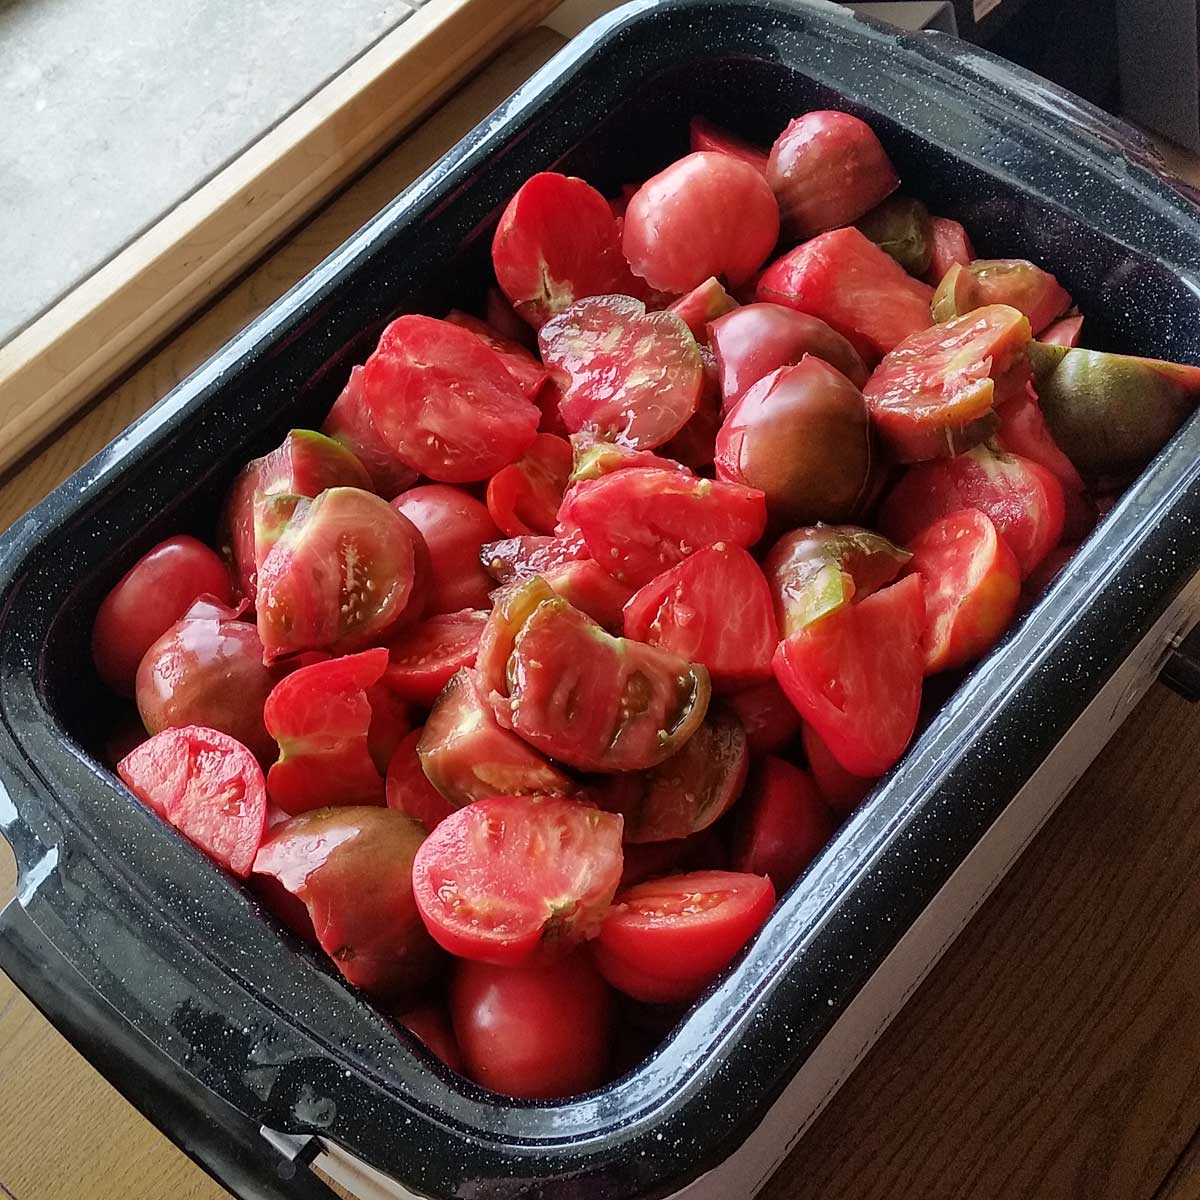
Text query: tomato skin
451 954 613 1098
757 228 933 362
714 357 872 526
397 1005 464 1073
252 806 441 998
393 485 500 614
1039 313 1084 348
878 445 1066 579
666 277 739 338
593 870 776 1004
767 111 899 241
562 469 767 588
932 260 1071 335
382 609 487 706
118 726 267 878
855 194 933 276
622 543 778 689
485 433 573 538
322 366 419 499
801 722 876 817
623 152 780 293
444 310 549 401
772 573 926 778
413 795 625 967
994 385 1084 495
732 757 833 892
616 826 729 888
363 315 539 482
481 530 590 585
725 680 803 756
93 535 234 697
661 353 723 470
906 509 1021 674
385 729 455 830
689 116 770 175
923 216 975 286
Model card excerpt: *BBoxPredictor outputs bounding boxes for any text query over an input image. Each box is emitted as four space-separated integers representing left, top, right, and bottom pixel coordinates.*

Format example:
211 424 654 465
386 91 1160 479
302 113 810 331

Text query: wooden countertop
4 24 1200 1200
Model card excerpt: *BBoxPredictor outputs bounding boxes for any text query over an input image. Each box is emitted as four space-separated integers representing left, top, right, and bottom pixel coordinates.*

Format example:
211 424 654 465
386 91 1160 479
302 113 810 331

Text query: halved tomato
385 729 455 830
689 116 770 175
757 228 933 362
365 681 412 773
772 573 926 777
118 725 267 878
906 509 1022 674
539 295 704 449
412 795 624 966
731 757 833 892
486 433 573 538
923 216 975 286
444 310 548 400
862 304 1032 462
362 315 539 482
263 649 388 814
622 543 777 689
801 721 877 817
253 806 440 997
322 365 419 499
666 277 739 338
878 444 1066 579
383 609 488 706
593 869 775 1004
562 469 767 588
725 680 803 756
932 260 1071 335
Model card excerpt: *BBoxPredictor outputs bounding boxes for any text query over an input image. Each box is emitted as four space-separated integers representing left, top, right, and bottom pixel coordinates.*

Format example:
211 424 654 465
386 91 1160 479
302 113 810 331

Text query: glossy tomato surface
666 276 739 338
321 365 419 498
801 721 877 817
444 310 549 400
923 216 975 285
688 115 770 175
994 386 1084 495
485 433 572 537
932 259 1071 335
383 609 487 707
413 795 624 966
385 729 455 830
396 1005 464 1073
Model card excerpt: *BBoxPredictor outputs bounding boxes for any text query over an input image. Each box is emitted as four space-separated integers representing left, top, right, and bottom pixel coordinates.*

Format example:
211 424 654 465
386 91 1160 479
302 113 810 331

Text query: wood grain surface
4 22 1200 1200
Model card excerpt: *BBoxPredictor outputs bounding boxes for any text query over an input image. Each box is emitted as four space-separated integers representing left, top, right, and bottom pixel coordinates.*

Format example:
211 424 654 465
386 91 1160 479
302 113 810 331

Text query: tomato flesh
666 276 739 338
486 433 573 538
396 1005 464 1073
801 721 877 817
322 365 419 499
994 384 1084 495
444 309 549 400
725 680 803 756
383 609 488 706
385 729 455 830
923 216 975 286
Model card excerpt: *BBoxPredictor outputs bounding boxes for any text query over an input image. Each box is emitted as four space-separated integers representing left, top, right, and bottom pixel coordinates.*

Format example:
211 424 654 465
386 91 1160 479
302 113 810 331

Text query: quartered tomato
252 806 441 997
362 315 539 482
562 469 767 588
396 1005 464 1073
322 365 419 499
994 385 1084 494
862 304 1032 462
383 609 488 706
773 573 926 777
451 953 613 1098
539 296 704 449
666 276 739 338
623 152 780 293
418 669 575 807
481 530 590 585
263 649 388 813
568 436 690 482
725 680 803 756
593 869 775 1004
732 757 833 892
364 681 411 773
385 729 455 831
622 543 777 689
767 110 899 242
689 116 770 175
757 228 933 362
539 558 633 632
444 310 549 400
486 434 573 537
392 484 499 614
801 722 877 817
878 444 1066 579
93 535 234 697
905 509 1022 674
412 795 624 966
932 260 1071 335
256 487 424 661
855 194 933 276
118 725 267 878
923 216 975 286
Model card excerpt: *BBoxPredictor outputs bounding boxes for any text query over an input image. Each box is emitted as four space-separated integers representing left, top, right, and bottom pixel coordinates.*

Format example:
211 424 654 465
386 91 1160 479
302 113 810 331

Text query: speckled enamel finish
2 2 1200 1198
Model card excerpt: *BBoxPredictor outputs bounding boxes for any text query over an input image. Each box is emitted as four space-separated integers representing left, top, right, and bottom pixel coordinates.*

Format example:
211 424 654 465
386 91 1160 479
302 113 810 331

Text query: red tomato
250 871 319 944
118 725 267 878
801 722 877 817
689 116 770 175
393 484 500 614
906 509 1022 674
397 1005 464 1073
485 284 535 347
622 543 778 689
568 436 690 483
413 795 624 966
617 826 729 888
418 669 575 807
383 609 487 706
725 680 803 756
322 365 419 499
623 152 780 293
710 302 869 410
93 535 234 696
444 310 549 400
767 111 898 241
1039 313 1084 348
362 315 539 482
256 488 424 662
491 172 637 328
878 444 1066 579
732 757 833 892
365 681 411 773
772 574 926 777
923 216 975 285
666 276 739 338
757 227 933 362
481 530 589 586
263 649 388 814
486 433 573 537
862 305 1033 462
253 806 441 997
539 296 704 449
994 384 1084 494
593 870 775 1004
539 557 633 632
562 469 767 588
474 575 558 698
934 260 1071 335
385 729 455 830
451 954 613 1098
661 352 723 470
600 712 748 843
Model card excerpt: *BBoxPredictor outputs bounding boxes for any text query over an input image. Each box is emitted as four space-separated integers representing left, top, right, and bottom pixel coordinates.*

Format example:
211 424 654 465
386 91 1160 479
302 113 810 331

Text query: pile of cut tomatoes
92 109 1199 1098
